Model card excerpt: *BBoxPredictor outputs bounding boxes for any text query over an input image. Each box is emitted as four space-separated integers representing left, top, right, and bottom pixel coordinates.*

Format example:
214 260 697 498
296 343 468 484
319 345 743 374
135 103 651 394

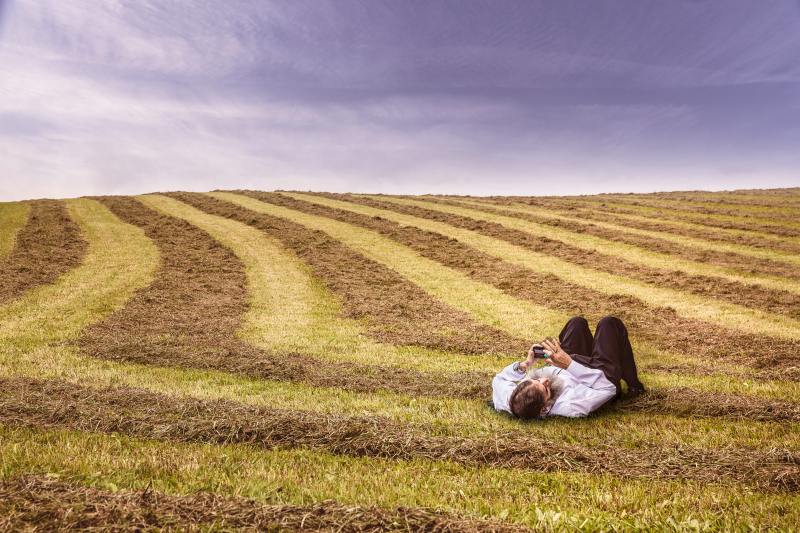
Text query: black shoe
627 388 646 399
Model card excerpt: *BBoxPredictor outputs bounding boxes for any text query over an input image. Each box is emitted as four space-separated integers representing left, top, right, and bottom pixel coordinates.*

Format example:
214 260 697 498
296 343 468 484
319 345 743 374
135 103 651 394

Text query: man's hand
519 343 540 372
542 338 572 370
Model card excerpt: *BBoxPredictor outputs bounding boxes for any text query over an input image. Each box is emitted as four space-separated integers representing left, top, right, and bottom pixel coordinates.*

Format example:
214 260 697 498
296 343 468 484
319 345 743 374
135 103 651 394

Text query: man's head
509 377 551 419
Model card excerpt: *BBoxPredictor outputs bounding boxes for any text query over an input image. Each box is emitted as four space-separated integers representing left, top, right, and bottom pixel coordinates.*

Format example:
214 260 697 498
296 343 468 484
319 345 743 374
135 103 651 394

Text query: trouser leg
592 316 645 395
558 316 594 364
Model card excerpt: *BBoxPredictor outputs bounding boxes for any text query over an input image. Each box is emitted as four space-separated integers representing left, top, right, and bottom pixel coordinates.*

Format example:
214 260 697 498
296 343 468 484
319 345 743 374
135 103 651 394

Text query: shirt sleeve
555 360 617 417
492 363 526 415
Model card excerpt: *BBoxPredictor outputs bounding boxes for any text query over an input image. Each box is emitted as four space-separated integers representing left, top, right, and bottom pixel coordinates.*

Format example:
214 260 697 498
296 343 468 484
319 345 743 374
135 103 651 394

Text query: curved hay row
0 199 89 305
1 475 530 533
0 201 29 259
270 192 800 345
0 198 158 349
455 196 800 271
2 378 799 493
364 194 800 297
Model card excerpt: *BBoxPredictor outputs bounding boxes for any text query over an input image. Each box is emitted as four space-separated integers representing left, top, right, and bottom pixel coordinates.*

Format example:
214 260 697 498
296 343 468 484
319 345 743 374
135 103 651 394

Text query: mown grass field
1 188 799 532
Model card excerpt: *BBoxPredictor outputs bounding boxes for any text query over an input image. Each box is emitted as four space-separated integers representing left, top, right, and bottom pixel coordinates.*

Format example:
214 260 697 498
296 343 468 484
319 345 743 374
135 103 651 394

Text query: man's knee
566 316 589 328
597 316 625 332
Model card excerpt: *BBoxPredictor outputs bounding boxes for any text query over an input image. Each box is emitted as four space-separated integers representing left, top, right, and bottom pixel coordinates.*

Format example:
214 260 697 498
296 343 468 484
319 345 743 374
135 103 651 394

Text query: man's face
530 378 551 413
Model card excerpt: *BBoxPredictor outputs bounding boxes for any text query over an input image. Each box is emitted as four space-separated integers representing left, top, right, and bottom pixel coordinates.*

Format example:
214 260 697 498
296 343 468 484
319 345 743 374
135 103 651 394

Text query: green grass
2 425 798 533
3 190 800 531
0 201 30 259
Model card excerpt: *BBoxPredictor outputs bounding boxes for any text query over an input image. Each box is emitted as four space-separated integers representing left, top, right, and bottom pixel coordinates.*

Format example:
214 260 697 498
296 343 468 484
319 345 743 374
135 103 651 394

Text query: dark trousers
558 316 644 398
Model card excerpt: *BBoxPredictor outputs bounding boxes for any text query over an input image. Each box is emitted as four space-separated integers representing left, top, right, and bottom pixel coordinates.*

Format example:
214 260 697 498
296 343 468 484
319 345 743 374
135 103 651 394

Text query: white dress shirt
492 361 617 418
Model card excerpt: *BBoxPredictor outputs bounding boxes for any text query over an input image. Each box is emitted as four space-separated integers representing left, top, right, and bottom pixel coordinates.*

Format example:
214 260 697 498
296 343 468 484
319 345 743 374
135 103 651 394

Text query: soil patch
0 199 88 304
0 475 529 533
277 192 800 370
75 196 493 401
164 191 525 357
1 378 799 492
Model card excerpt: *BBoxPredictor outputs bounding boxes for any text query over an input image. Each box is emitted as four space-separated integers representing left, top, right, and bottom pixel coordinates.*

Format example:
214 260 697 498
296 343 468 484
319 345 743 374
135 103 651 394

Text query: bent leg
558 316 594 366
592 316 645 395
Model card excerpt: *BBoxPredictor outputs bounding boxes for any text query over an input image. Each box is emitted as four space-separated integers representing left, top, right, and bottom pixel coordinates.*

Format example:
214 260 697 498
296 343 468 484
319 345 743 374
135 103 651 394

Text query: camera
531 345 547 359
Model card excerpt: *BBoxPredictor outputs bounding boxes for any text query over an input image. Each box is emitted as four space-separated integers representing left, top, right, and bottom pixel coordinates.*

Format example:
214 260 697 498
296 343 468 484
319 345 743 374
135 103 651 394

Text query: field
1 188 799 532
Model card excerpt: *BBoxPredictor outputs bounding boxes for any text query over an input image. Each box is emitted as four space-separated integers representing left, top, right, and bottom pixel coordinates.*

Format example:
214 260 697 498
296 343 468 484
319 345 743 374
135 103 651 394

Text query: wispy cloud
2 0 800 200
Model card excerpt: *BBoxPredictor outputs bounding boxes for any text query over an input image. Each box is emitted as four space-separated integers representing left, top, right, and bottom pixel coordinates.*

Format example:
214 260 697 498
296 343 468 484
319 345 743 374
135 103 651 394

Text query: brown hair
509 380 546 419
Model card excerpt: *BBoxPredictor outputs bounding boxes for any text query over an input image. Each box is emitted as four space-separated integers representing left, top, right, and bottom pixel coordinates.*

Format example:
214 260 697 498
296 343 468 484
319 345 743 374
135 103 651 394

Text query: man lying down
493 316 646 419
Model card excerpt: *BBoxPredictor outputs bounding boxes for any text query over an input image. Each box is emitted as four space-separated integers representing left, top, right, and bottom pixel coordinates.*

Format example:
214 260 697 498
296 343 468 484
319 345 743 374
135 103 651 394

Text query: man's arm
542 338 616 417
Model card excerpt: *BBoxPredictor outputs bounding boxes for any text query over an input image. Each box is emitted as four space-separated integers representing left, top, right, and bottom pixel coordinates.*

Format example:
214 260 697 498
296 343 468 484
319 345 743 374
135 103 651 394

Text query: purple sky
1 1 799 201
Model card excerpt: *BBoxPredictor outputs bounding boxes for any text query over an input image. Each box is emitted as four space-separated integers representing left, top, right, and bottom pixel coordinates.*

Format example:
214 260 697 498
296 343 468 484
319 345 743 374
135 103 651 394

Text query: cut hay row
0 198 158 351
563 198 800 238
0 475 529 533
441 195 800 273
245 191 800 341
8 428 797 533
254 191 800 373
2 378 799 492
0 199 89 305
363 194 800 297
0 201 29 259
165 191 534 355
0 199 516 435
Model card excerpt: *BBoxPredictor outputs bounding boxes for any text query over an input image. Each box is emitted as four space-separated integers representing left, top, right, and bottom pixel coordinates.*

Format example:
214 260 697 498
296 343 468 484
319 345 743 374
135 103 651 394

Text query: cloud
2 0 800 200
